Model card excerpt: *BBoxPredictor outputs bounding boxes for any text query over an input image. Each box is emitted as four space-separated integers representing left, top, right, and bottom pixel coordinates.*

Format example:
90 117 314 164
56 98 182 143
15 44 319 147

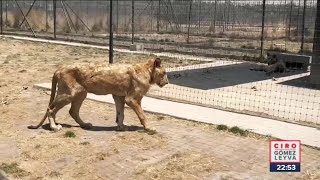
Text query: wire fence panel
1 0 319 126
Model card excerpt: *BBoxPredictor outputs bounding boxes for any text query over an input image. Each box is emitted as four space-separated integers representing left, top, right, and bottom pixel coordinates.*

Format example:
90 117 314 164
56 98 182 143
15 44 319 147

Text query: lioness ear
154 57 161 68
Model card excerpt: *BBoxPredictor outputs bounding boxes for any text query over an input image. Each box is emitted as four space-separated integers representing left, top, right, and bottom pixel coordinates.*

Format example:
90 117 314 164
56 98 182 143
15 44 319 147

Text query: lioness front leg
112 95 127 131
125 97 155 132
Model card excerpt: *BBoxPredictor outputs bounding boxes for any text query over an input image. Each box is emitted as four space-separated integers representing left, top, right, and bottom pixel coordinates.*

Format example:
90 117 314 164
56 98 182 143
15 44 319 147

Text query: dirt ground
1 37 320 180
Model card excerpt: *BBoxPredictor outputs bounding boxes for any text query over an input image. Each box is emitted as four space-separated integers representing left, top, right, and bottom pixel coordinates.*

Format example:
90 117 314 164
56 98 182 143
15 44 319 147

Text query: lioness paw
144 127 157 135
52 125 62 132
116 125 128 131
81 123 92 130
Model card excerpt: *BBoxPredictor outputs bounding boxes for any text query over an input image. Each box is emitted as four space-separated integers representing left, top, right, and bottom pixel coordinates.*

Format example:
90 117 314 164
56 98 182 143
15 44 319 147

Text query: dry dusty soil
0 37 320 180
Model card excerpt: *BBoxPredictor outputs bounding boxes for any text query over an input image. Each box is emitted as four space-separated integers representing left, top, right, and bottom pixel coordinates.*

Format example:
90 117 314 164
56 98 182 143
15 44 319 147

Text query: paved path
34 83 320 148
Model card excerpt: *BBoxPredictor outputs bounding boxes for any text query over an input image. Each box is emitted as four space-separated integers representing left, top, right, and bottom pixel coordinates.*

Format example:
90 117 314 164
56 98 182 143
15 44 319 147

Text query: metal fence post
260 0 266 58
300 0 307 51
131 0 134 44
5 0 7 28
214 0 217 33
288 0 293 38
116 0 119 32
45 0 48 31
198 0 201 33
0 0 2 34
109 0 113 64
297 0 301 37
157 0 160 32
187 0 192 44
53 0 56 39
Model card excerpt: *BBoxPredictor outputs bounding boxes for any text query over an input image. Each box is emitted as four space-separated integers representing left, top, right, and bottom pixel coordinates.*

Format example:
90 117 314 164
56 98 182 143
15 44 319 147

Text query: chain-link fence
1 0 319 126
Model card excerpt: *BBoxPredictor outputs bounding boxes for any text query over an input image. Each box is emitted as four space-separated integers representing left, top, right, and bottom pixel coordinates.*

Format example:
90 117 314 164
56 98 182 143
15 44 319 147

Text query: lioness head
266 52 278 65
150 57 169 88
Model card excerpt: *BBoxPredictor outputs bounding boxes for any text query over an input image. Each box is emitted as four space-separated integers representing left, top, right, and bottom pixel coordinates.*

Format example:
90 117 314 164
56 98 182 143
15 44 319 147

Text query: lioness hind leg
112 95 126 131
69 90 92 129
48 94 72 131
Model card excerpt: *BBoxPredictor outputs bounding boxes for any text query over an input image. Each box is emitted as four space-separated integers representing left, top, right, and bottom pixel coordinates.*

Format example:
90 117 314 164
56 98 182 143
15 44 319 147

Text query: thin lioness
28 57 169 132
250 52 287 75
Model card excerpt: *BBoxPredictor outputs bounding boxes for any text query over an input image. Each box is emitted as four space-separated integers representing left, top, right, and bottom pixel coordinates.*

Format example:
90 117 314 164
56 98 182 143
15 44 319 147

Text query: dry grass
91 16 108 32
0 162 30 178
6 10 94 33
134 151 220 180
299 171 320 180
113 52 205 68
111 132 168 151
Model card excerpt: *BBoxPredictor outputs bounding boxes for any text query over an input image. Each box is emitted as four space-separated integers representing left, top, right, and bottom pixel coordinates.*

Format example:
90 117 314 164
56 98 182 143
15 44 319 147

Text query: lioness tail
28 73 58 129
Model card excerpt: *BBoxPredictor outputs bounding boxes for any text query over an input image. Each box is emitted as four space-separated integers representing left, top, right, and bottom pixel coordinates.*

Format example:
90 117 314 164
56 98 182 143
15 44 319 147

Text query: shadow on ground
168 62 305 90
40 123 144 132
278 75 320 90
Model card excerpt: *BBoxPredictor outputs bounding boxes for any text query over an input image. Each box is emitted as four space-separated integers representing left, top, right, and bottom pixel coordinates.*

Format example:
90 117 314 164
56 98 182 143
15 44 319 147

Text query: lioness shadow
41 123 143 132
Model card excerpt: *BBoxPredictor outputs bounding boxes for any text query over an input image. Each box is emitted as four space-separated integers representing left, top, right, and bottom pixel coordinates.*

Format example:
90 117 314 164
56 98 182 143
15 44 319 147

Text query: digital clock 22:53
270 163 300 172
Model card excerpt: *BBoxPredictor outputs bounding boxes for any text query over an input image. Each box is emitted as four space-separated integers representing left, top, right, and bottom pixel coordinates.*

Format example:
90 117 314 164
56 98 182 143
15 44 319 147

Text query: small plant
49 171 62 177
157 115 165 120
204 39 215 47
241 43 255 50
80 141 90 145
298 49 312 54
0 162 30 178
62 21 71 33
91 18 104 32
113 148 120 154
228 33 239 39
216 124 228 131
12 11 22 28
228 126 249 137
97 153 107 160
64 131 76 138
268 45 287 52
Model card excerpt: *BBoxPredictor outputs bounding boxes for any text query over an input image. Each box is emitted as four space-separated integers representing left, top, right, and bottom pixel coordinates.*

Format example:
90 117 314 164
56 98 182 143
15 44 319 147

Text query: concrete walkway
34 83 320 148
